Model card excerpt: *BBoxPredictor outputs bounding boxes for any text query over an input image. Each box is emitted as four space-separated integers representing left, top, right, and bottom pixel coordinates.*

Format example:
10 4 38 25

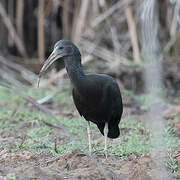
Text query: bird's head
39 40 81 74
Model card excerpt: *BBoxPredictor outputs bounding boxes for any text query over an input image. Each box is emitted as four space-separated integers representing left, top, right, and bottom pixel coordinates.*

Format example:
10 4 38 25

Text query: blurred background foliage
0 0 179 94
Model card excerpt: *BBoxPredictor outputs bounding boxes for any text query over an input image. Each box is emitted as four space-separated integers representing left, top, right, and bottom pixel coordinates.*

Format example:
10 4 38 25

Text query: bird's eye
59 47 64 50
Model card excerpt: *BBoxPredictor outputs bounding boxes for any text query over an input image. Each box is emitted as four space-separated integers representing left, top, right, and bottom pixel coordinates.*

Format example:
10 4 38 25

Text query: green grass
0 86 180 174
0 85 87 154
165 114 180 149
167 152 180 173
0 86 151 157
110 116 151 156
164 126 180 149
165 119 180 173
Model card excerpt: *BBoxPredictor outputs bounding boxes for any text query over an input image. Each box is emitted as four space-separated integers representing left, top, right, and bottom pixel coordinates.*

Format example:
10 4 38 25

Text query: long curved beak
39 48 63 75
38 47 64 87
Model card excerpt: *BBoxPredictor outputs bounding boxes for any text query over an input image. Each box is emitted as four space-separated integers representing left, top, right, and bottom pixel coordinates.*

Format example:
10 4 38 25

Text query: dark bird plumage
72 74 122 138
39 40 123 157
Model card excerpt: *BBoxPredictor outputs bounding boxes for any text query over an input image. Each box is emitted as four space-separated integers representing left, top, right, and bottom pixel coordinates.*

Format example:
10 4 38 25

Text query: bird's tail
107 125 120 139
96 123 120 139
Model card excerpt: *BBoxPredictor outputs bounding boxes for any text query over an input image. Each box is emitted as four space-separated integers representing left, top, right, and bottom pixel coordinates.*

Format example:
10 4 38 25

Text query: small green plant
167 152 180 172
27 126 52 138
164 126 180 148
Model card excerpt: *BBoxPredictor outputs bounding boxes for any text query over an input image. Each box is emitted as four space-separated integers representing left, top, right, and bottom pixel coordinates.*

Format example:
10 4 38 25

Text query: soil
0 149 173 180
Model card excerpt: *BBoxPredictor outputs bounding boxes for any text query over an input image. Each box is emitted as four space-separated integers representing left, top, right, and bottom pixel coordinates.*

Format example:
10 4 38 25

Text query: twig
105 18 125 65
0 56 38 85
8 0 15 47
38 0 45 63
170 0 180 37
0 2 27 57
10 107 19 118
18 135 26 149
164 1 180 53
80 39 131 64
92 0 100 18
73 0 90 43
62 0 71 39
44 0 53 18
54 137 58 153
110 26 122 61
46 155 61 165
164 29 180 53
16 0 24 40
40 120 62 130
37 94 55 105
0 67 23 86
91 0 133 28
124 0 141 63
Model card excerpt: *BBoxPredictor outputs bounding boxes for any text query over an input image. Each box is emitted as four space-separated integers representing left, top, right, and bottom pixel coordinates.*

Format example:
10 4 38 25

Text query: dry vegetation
0 0 179 90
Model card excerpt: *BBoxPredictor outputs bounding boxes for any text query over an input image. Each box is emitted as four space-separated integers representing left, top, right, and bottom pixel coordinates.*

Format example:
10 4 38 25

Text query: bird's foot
93 149 108 159
103 149 108 159
76 151 88 157
75 148 93 157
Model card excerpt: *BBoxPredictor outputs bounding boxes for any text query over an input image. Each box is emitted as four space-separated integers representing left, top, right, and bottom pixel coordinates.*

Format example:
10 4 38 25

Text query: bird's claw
76 152 87 157
103 149 108 159
92 149 108 159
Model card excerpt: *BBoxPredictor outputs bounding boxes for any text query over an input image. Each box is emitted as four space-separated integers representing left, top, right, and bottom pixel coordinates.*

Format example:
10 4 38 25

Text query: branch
16 0 24 39
0 56 38 85
164 29 180 53
80 39 130 64
62 0 71 39
91 0 133 28
170 0 180 37
73 0 90 43
0 2 27 57
124 0 141 63
38 0 45 63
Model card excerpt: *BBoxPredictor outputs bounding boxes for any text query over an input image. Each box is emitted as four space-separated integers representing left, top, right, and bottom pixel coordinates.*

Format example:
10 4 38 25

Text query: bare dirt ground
0 92 180 180
0 148 180 180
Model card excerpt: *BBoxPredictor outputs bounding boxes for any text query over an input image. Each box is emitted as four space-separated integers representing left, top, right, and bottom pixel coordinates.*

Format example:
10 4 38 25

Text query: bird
39 40 123 158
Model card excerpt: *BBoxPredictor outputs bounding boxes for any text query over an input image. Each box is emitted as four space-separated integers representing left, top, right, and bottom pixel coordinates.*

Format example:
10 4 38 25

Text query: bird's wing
108 81 123 126
72 88 83 116
72 88 99 120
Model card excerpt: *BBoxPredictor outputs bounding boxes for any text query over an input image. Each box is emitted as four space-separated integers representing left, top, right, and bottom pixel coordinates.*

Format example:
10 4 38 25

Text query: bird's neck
64 55 85 88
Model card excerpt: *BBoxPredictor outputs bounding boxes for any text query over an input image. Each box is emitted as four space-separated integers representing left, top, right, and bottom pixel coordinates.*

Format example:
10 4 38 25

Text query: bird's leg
87 121 92 155
104 122 108 159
